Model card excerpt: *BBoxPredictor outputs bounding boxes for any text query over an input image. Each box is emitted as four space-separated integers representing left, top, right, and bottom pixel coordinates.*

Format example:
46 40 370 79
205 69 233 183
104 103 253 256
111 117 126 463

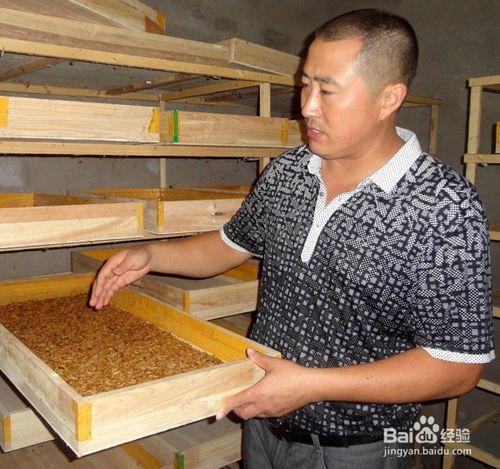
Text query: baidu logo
384 415 440 444
413 416 440 444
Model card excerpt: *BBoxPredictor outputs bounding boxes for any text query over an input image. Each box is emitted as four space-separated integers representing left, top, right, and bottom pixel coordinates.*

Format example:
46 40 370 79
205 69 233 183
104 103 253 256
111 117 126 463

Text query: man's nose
301 89 319 118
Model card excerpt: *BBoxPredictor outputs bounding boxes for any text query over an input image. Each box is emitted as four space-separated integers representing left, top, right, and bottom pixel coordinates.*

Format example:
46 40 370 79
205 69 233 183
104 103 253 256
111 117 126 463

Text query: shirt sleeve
409 205 495 364
220 159 278 257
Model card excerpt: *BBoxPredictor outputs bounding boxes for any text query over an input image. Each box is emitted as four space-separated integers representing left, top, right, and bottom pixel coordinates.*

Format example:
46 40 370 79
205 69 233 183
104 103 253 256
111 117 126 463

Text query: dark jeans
242 419 412 469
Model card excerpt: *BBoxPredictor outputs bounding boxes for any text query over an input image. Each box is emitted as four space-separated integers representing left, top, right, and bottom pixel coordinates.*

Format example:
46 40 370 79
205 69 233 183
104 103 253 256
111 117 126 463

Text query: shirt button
319 191 324 197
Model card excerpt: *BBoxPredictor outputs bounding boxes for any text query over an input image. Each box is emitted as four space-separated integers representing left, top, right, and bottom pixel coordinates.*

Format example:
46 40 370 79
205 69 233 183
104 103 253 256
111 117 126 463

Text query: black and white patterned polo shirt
221 127 495 437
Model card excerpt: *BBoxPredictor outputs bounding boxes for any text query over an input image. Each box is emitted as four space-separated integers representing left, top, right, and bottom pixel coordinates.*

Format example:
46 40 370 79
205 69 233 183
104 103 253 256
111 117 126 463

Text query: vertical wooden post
428 104 439 155
158 98 167 189
258 83 271 173
465 86 482 184
442 397 459 469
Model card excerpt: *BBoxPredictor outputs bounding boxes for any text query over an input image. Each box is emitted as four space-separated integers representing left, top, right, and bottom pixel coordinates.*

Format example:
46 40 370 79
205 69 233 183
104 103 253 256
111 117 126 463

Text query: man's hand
216 348 315 421
89 247 152 310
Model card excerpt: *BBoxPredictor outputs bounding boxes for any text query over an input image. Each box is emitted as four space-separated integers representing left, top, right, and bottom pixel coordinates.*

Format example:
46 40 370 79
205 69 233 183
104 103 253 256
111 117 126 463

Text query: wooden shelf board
464 154 500 164
476 379 500 395
0 140 285 158
0 36 295 87
0 231 197 253
488 225 500 241
469 75 500 87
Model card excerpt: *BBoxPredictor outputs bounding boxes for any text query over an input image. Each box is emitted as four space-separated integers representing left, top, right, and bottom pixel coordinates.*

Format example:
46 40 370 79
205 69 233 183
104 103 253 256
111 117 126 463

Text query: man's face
301 37 382 160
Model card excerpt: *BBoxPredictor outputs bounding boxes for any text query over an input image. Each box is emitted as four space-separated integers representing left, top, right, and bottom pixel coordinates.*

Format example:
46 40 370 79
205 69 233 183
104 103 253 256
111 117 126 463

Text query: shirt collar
306 127 423 193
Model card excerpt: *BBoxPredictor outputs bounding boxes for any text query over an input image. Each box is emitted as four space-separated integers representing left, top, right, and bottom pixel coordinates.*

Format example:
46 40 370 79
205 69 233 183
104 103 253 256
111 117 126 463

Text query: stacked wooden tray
0 193 143 249
72 187 248 234
72 247 260 319
0 273 277 456
0 372 53 452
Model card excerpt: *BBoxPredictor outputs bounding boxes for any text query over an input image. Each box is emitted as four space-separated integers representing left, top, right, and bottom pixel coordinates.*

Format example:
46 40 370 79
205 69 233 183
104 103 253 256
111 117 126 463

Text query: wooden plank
0 7 227 66
122 417 241 469
428 104 439 154
443 397 459 469
0 140 286 157
484 84 500 93
159 99 168 187
259 82 271 172
0 274 278 457
77 187 246 200
161 80 260 101
0 95 158 142
105 73 198 96
446 442 499 468
0 40 295 87
220 37 301 77
469 75 500 87
121 442 164 468
0 81 159 101
465 409 500 433
187 280 259 319
0 57 64 81
181 428 241 468
171 184 252 194
464 153 500 164
496 122 499 154
73 187 245 234
0 0 121 26
157 198 244 234
0 193 143 249
162 110 304 147
0 0 165 34
68 0 166 34
403 95 441 106
0 374 53 452
476 379 500 394
465 86 482 184
206 85 294 103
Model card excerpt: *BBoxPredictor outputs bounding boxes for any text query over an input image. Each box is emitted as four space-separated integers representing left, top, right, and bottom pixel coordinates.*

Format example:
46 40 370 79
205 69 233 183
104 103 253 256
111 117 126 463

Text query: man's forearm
144 230 251 278
307 348 484 404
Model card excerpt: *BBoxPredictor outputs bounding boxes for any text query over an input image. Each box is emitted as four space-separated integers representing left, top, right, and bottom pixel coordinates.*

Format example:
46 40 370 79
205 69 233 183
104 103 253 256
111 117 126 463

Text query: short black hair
314 9 418 90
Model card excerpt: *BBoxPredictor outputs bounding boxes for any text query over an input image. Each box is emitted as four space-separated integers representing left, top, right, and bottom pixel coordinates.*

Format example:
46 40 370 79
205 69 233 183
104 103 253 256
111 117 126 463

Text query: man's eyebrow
301 71 340 87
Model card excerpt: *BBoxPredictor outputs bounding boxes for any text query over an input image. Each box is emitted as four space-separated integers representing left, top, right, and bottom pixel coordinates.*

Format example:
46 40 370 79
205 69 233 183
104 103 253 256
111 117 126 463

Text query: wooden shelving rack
443 74 500 469
0 3 441 467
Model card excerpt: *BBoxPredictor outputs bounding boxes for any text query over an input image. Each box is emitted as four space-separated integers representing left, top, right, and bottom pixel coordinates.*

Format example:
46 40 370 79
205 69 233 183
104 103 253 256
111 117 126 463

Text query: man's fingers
233 403 266 420
246 348 278 371
216 388 255 421
89 251 130 308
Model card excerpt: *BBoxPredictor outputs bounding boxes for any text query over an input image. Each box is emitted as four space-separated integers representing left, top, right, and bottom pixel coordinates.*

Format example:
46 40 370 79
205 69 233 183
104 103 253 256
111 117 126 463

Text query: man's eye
320 89 332 95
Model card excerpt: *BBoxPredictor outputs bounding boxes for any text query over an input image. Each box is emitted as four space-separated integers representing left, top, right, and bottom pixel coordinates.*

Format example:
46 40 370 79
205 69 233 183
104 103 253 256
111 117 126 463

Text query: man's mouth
306 125 324 140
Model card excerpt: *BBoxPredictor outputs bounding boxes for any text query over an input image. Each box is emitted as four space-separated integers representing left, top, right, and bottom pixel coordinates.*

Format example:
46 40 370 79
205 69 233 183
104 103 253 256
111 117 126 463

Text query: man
90 9 494 468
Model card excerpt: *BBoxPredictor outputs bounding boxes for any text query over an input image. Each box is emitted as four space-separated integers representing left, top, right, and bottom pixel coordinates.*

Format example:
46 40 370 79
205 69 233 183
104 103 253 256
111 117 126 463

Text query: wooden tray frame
0 273 278 456
71 187 246 234
0 372 53 452
72 247 259 319
0 193 143 249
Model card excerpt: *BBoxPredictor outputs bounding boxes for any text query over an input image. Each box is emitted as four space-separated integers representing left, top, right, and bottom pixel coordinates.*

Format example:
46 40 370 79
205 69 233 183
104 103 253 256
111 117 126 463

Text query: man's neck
320 127 405 202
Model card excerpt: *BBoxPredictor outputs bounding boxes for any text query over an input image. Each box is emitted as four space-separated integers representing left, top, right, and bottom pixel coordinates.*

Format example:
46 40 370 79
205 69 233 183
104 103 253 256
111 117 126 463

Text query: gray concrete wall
0 2 498 465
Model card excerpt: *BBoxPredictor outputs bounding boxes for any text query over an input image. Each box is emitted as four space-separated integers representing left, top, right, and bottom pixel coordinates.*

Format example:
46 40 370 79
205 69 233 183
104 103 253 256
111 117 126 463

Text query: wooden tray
0 372 53 452
0 193 143 249
0 273 277 456
72 247 259 319
161 110 305 147
71 187 247 234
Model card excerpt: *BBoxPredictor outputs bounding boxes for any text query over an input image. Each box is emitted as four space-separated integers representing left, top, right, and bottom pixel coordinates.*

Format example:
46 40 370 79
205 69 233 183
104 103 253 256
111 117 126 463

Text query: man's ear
379 83 407 121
